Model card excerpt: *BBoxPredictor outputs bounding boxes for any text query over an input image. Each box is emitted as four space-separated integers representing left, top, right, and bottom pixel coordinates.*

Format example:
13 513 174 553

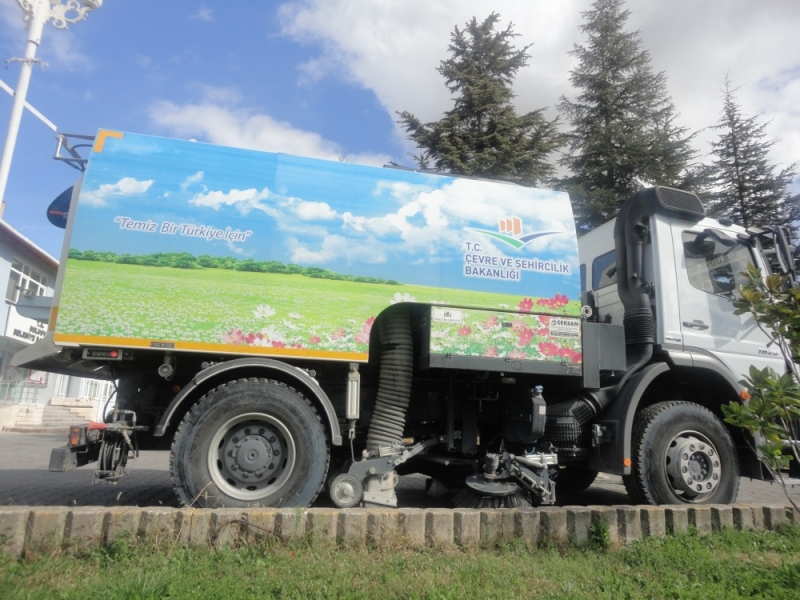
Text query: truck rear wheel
623 401 739 505
171 378 329 508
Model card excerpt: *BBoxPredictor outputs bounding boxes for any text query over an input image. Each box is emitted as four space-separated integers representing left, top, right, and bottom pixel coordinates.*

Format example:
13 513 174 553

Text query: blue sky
1 0 798 260
70 131 580 298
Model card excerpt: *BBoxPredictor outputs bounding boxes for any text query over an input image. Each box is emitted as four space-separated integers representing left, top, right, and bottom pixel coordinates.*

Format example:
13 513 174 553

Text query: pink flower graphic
458 325 472 337
508 349 527 359
517 327 534 347
308 335 321 345
518 298 533 312
482 347 498 357
331 328 347 340
355 316 376 345
511 318 526 330
539 341 559 357
223 329 244 345
482 316 499 330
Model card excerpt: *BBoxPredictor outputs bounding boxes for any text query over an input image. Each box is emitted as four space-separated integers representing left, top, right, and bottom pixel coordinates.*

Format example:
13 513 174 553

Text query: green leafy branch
721 264 800 512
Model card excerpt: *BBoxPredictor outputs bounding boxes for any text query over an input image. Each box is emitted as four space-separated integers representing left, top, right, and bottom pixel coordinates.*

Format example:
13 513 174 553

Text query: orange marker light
623 457 632 468
740 390 751 401
68 426 81 447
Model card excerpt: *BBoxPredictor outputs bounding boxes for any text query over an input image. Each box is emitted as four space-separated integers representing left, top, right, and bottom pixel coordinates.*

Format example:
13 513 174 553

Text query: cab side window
592 250 616 290
682 230 753 295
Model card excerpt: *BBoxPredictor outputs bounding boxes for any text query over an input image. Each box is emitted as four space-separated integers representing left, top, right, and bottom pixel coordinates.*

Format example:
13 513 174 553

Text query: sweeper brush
452 475 533 509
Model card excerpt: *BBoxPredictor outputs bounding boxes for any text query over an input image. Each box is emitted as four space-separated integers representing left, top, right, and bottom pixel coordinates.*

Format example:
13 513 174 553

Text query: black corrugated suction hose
366 306 413 451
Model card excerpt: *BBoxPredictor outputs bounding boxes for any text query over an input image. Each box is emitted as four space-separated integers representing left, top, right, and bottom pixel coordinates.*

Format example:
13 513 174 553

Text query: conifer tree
559 0 694 232
397 13 560 186
707 78 798 240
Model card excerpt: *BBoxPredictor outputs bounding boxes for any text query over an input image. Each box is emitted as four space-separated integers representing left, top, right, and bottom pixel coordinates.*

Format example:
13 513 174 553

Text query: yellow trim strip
47 306 59 332
92 130 124 153
53 333 369 362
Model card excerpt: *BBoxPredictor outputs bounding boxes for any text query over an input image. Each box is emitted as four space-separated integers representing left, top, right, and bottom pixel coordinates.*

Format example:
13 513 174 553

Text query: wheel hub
665 431 721 500
208 413 295 501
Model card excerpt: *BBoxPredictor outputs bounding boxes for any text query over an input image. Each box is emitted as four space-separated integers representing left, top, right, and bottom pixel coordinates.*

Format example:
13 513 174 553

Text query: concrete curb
1 503 797 556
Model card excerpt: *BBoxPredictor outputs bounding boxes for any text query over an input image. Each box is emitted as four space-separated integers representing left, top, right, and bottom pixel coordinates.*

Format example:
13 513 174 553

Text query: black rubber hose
366 306 414 451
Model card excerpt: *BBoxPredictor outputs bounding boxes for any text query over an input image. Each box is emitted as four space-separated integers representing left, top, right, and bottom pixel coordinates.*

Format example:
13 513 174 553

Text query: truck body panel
54 130 581 367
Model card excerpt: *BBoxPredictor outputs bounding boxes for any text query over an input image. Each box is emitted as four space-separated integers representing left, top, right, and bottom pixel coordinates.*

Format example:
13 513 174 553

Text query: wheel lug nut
232 437 239 444
268 464 274 470
696 484 702 491
687 479 693 485
227 451 233 457
259 428 265 435
699 444 705 450
683 454 689 460
682 467 687 473
244 428 251 435
269 436 276 443
689 444 695 451
274 450 280 456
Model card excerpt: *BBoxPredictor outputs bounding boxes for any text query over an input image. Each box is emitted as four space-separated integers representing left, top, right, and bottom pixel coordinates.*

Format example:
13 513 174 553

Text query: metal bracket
346 436 445 480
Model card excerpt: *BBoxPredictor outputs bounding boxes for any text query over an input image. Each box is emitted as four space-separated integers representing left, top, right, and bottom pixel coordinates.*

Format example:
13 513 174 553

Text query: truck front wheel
623 401 739 505
171 378 329 508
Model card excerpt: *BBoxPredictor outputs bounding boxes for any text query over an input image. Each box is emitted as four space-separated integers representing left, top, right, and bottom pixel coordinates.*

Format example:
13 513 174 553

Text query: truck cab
579 212 784 380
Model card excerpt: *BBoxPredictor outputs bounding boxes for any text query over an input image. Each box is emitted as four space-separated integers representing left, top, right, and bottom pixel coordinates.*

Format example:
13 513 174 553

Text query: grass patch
2 526 800 599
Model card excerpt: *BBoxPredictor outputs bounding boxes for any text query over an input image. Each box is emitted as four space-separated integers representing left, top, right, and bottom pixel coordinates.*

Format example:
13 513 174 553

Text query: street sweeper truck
13 129 798 509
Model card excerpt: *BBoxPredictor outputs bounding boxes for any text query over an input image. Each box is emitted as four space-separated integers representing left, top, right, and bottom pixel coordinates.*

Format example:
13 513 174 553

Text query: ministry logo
470 217 559 249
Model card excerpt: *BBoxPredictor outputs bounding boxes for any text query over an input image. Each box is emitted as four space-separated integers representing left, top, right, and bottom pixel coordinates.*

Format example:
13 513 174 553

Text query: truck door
669 223 783 379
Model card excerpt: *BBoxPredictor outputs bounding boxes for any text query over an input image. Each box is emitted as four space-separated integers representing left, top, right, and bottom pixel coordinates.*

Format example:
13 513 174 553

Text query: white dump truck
14 130 798 508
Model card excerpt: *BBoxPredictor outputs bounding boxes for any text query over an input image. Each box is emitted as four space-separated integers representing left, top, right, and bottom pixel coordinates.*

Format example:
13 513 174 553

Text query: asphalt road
1 431 798 509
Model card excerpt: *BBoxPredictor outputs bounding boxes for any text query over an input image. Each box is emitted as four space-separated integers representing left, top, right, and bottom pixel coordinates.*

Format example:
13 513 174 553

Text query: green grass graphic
56 260 578 353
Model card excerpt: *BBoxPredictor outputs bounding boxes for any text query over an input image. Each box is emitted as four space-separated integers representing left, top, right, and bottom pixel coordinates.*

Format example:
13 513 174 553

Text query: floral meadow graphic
429 305 582 364
56 260 580 359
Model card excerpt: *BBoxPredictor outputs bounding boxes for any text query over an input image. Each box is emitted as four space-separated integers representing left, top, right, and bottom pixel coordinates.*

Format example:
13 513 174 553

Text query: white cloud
149 92 391 166
180 171 204 192
337 177 577 262
292 200 337 220
189 187 278 216
189 7 214 22
82 177 154 207
288 234 386 264
278 0 800 176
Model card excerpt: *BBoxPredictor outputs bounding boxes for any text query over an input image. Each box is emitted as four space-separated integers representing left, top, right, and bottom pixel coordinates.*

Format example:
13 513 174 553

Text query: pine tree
707 77 798 239
559 0 694 232
397 13 560 186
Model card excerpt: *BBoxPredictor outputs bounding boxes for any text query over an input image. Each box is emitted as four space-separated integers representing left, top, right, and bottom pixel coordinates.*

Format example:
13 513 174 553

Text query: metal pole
0 0 48 206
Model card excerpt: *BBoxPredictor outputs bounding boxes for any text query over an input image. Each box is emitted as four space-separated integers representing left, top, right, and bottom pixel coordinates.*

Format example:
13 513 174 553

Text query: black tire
171 378 329 508
623 401 739 505
555 466 599 493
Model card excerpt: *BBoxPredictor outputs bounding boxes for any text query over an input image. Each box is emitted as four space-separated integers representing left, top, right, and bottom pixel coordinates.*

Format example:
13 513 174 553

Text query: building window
5 259 48 303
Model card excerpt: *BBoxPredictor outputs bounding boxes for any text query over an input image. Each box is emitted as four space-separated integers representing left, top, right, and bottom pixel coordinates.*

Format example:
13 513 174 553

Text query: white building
0 218 113 429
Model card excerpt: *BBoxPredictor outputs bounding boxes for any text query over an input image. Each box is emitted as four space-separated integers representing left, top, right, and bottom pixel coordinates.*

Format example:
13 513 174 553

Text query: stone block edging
1 503 797 557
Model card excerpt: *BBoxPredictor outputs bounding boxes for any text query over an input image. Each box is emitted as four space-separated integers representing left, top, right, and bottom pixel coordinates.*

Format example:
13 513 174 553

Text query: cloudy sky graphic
71 132 579 299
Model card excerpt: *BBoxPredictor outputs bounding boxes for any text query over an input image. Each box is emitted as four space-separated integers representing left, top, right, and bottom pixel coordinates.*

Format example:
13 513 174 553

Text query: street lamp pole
0 0 102 211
